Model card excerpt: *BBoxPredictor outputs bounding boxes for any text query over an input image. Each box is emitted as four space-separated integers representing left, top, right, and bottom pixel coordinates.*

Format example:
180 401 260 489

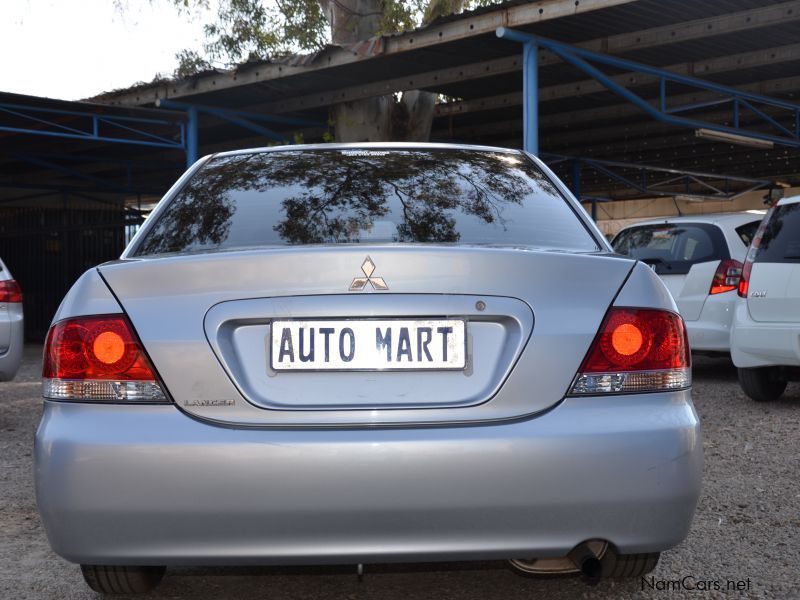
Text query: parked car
612 212 765 354
0 257 23 381
35 144 701 594
731 196 800 401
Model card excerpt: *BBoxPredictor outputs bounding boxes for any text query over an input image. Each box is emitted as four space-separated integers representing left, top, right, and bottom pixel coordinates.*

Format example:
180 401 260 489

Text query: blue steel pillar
523 41 539 156
186 106 199 168
571 158 595 220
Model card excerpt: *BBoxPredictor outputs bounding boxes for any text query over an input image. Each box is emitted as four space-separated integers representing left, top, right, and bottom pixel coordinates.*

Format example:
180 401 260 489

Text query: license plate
270 319 466 371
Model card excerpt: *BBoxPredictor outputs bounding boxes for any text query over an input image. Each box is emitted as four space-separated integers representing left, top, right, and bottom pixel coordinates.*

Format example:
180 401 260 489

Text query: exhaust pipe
568 542 603 585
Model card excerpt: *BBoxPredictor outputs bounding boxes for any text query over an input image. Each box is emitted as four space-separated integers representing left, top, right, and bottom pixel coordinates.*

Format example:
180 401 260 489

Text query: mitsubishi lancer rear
35 144 701 594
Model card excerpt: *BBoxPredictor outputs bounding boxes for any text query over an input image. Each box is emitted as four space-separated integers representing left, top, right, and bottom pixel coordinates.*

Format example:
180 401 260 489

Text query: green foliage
206 0 329 62
174 49 212 78
378 0 427 35
167 0 504 68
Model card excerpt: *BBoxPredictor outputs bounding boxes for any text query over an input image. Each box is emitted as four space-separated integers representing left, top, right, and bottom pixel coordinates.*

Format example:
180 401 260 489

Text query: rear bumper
0 310 23 381
731 302 800 368
35 392 702 566
685 292 736 353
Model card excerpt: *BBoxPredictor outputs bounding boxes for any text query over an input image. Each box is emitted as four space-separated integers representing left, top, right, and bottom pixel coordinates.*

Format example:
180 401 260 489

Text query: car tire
737 367 787 402
601 551 660 578
80 565 166 594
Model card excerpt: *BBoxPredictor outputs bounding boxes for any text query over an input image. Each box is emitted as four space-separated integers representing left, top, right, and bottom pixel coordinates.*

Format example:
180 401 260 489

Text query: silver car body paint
97 247 633 425
37 391 700 566
0 257 23 381
36 143 701 566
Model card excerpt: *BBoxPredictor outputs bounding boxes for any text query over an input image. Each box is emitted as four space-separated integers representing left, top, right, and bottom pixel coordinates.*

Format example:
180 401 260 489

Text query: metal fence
0 200 140 340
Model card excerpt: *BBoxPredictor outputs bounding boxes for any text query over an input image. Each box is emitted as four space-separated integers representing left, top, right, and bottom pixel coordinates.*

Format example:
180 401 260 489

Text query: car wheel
600 551 660 578
80 565 166 594
738 367 787 402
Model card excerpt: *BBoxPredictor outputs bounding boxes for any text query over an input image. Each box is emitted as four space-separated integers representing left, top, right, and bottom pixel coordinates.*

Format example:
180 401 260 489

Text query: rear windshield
133 149 599 256
612 223 728 275
755 203 800 263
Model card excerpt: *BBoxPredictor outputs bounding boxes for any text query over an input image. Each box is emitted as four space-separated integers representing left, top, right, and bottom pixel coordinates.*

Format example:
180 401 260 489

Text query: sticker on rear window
339 150 390 156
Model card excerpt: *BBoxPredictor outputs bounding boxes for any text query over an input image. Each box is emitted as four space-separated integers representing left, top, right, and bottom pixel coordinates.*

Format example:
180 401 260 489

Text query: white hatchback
731 196 800 401
613 212 764 354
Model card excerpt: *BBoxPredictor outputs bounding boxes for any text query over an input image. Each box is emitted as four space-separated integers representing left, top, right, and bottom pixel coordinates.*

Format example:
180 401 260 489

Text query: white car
731 196 800 401
613 212 764 354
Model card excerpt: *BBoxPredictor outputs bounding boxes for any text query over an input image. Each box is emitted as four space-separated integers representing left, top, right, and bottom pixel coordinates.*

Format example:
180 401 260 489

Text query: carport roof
0 91 188 197
3 0 800 201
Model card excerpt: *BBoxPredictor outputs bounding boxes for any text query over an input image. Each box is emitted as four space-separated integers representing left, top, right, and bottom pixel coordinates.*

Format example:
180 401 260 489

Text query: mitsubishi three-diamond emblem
349 256 388 291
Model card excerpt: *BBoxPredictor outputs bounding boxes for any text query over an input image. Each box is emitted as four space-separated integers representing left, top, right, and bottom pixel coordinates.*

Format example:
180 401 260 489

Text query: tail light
738 251 755 298
0 279 22 303
569 307 691 395
42 315 167 402
738 209 772 298
709 259 743 295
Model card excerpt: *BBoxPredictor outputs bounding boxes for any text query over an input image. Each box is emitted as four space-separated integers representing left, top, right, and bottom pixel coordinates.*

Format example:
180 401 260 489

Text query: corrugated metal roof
4 0 799 199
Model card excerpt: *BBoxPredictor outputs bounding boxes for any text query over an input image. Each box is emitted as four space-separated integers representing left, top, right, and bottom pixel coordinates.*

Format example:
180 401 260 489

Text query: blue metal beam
155 99 323 128
544 153 772 202
0 101 185 150
522 42 539 155
212 113 288 142
156 99 326 167
497 28 800 149
186 106 199 167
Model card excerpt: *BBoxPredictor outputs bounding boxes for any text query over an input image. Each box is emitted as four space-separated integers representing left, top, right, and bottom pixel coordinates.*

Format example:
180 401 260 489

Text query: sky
2 0 217 101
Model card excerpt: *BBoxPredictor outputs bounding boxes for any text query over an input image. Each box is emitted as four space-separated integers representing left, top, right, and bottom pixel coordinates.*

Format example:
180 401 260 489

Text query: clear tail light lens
738 250 755 298
0 280 22 303
709 259 743 295
738 209 772 298
42 315 167 402
569 307 691 395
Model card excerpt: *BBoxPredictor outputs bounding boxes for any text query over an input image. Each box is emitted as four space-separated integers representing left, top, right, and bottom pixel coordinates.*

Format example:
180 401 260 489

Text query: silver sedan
35 144 702 594
0 257 23 382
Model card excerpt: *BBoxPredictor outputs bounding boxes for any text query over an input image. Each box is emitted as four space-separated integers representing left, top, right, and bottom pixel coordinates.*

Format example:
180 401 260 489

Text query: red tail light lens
42 315 167 402
581 309 689 372
709 259 743 295
0 280 22 303
739 209 772 298
569 308 691 395
738 256 753 298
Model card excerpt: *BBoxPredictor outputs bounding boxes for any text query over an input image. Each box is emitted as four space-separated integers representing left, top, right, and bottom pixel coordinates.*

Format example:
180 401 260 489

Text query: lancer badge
350 257 388 291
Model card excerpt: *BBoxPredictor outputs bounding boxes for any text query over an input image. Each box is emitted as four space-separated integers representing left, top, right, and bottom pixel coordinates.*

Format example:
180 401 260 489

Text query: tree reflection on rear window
134 149 599 256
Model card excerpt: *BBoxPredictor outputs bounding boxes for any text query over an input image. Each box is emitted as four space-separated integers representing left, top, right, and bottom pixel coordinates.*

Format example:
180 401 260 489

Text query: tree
166 0 499 142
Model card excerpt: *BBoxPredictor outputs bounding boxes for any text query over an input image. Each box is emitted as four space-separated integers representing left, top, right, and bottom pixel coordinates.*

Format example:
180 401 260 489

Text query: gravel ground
2 345 799 599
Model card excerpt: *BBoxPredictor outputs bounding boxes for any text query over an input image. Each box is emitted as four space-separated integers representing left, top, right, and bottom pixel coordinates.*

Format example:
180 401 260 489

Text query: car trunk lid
98 246 635 426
